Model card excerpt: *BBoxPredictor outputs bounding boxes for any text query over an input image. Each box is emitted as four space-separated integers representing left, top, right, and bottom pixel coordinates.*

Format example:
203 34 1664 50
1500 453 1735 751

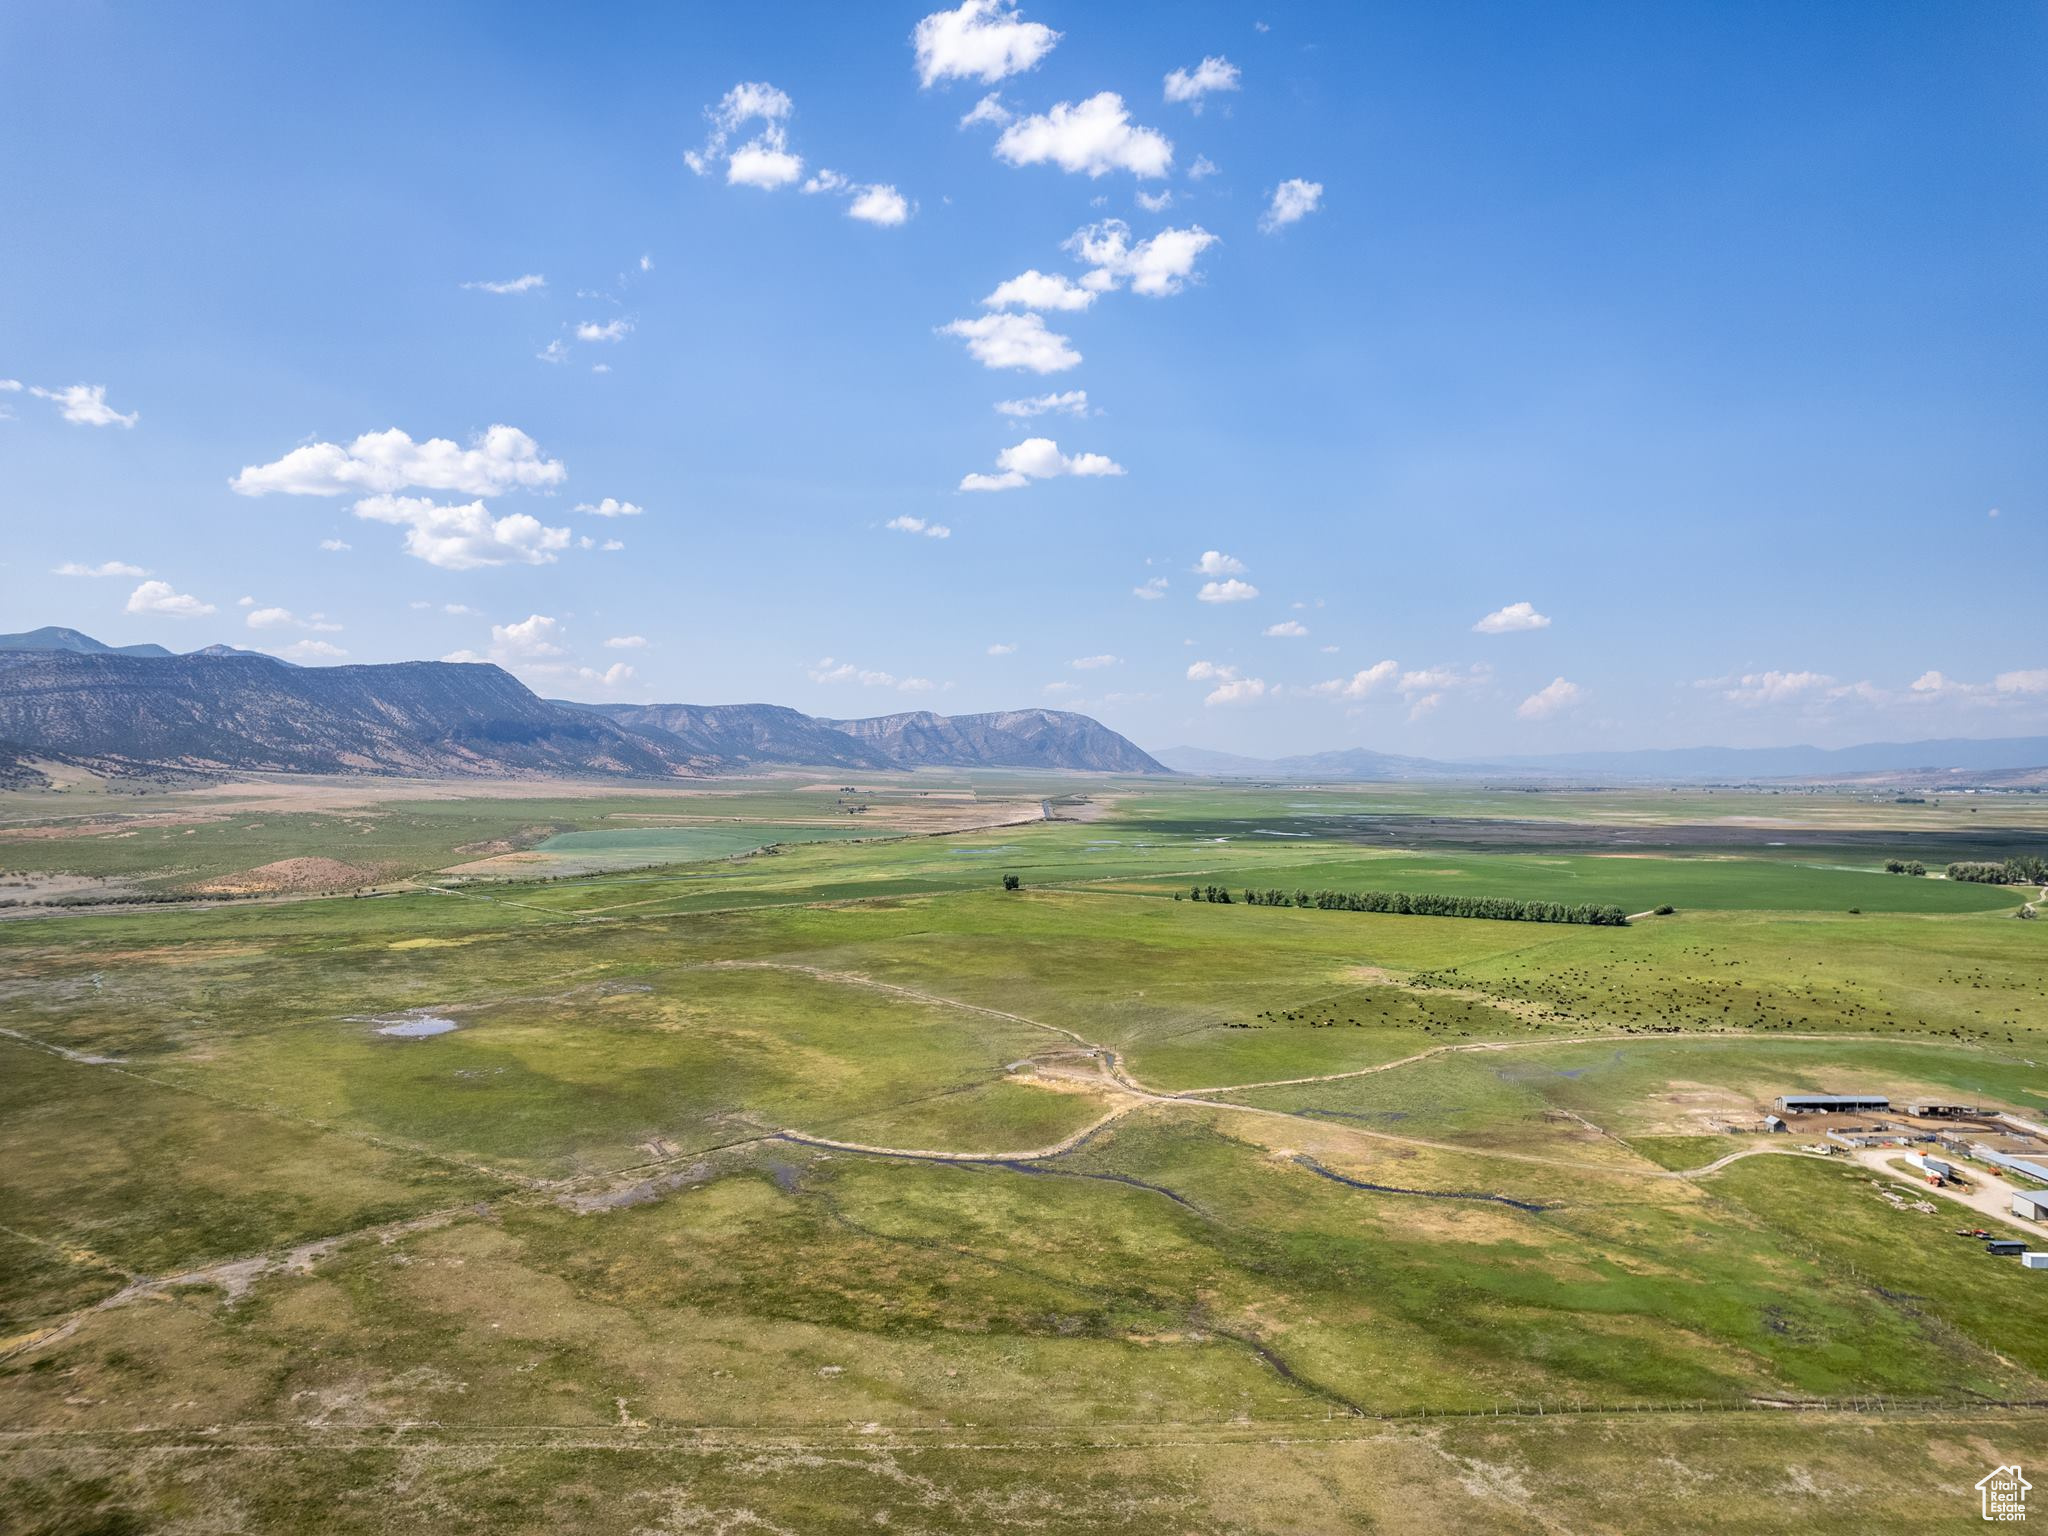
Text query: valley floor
3 775 2046 1532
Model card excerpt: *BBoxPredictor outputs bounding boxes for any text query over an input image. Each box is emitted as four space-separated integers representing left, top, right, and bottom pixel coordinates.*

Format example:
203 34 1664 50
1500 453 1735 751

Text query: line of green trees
1947 855 2048 885
1182 885 1629 926
1883 859 1926 876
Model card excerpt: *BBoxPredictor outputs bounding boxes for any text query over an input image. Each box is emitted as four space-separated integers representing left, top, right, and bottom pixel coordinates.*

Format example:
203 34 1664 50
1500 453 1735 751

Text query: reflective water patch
373 1015 458 1038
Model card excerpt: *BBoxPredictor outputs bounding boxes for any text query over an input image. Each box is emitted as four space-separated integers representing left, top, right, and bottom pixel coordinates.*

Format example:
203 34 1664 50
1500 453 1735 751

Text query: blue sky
3 0 2043 757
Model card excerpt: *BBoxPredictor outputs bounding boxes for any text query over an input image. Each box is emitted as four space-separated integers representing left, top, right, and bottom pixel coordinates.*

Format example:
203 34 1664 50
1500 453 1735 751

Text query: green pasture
3 774 2047 1532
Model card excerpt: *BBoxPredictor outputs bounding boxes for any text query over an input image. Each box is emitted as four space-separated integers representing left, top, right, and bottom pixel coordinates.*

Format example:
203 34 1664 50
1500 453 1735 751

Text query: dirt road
1851 1147 2047 1239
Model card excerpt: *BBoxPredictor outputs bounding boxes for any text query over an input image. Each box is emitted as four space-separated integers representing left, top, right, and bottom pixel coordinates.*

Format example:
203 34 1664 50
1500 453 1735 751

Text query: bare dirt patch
0 871 144 903
0 810 227 840
196 857 378 895
437 851 558 878
1642 1083 1760 1134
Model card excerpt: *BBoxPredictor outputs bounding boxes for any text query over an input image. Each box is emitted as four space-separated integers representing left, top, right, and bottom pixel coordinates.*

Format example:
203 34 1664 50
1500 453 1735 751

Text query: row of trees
1182 885 1629 926
1883 859 1927 876
1948 855 2048 885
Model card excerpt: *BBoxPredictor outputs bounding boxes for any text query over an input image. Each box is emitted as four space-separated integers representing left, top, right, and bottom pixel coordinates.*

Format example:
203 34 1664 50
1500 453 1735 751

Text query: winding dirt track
2 955 1989 1370
692 960 1850 1181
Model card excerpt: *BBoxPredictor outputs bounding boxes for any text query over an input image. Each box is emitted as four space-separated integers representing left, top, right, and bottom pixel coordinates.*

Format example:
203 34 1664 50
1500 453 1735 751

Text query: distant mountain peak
0 625 174 659
822 705 1168 774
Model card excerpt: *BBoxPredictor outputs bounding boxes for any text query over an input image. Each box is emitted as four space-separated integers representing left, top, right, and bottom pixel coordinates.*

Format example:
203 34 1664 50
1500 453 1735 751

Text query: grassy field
2 773 2045 1532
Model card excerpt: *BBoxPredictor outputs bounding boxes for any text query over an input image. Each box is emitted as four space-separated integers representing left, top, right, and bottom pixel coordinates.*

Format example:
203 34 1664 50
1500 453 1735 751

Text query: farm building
1776 1093 1890 1113
1906 1152 1955 1179
1907 1102 1982 1118
1978 1149 2048 1184
1763 1114 1788 1133
2024 1254 2048 1270
2014 1191 2048 1222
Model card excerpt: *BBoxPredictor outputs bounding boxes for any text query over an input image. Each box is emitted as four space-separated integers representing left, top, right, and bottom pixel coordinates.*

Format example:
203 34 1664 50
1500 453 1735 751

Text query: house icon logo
1980 1465 2030 1522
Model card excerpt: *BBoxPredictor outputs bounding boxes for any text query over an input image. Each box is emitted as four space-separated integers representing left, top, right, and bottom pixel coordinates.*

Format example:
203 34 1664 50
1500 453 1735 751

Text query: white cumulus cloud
727 141 804 189
995 92 1173 179
1065 219 1218 296
940 311 1082 372
1192 550 1246 575
231 424 566 498
808 656 941 693
351 494 573 571
886 515 952 538
995 389 1090 418
492 613 566 658
982 269 1096 311
605 635 649 649
959 436 1125 492
1473 601 1551 634
804 169 915 226
1164 56 1241 110
1264 620 1308 637
1260 177 1324 233
1187 659 1266 703
913 0 1059 87
576 318 632 342
30 383 137 428
1197 579 1259 602
1310 660 1399 699
125 580 214 618
575 498 643 518
684 81 803 189
1133 576 1169 600
1719 670 1835 707
462 274 545 294
960 92 1012 128
1072 654 1119 669
849 183 913 225
54 560 145 578
1517 677 1584 720
1205 677 1268 705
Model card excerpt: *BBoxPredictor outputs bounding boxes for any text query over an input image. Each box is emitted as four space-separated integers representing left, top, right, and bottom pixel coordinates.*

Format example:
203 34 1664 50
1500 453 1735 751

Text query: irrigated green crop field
3 774 2047 1532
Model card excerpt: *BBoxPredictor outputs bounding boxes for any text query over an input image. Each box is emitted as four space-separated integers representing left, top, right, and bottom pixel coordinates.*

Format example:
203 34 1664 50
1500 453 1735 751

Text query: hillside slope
0 652 686 778
822 708 1170 774
572 701 896 772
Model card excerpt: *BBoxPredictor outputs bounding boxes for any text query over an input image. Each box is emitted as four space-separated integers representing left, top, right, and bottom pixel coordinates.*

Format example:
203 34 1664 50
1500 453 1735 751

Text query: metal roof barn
1776 1094 1891 1112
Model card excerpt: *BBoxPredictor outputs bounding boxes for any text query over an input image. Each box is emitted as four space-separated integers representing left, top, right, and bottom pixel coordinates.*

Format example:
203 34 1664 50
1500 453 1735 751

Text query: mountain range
4 627 2039 787
0 629 1169 781
1152 736 2048 782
